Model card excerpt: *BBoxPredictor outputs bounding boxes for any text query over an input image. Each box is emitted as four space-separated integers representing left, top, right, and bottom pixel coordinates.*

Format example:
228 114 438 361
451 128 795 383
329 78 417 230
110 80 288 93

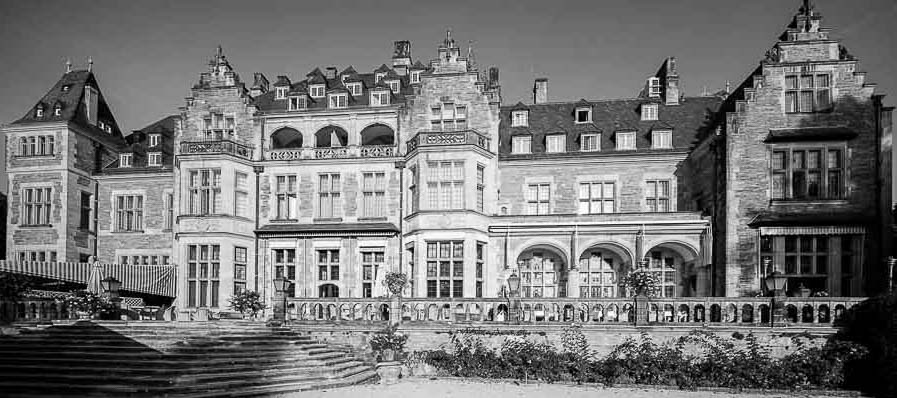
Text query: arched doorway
360 124 395 146
270 127 303 149
318 284 339 297
578 243 633 298
644 242 699 297
314 125 348 148
516 245 568 298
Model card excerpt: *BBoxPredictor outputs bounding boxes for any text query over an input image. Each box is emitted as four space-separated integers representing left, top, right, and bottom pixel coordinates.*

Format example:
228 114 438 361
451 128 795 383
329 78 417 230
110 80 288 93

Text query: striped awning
0 261 177 297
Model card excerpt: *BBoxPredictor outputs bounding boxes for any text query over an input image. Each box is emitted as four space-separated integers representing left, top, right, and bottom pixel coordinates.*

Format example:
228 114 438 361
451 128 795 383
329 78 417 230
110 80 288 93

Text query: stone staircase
0 320 378 397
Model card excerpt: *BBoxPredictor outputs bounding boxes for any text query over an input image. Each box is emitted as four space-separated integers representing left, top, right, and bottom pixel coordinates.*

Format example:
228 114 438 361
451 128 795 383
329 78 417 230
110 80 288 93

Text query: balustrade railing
1 299 78 322
180 139 253 159
285 296 866 327
406 130 491 153
267 145 397 161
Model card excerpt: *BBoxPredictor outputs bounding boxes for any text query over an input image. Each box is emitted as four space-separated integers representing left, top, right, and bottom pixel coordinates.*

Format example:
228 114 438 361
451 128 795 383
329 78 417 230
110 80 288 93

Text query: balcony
266 145 397 161
406 130 490 153
180 139 253 160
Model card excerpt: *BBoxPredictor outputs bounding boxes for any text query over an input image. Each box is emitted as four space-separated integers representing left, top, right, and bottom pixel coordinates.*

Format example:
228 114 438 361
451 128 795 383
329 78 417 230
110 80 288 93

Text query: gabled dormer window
581 133 600 151
575 107 591 124
148 152 162 167
641 104 658 121
275 87 288 100
511 110 528 127
35 106 44 118
545 134 566 153
371 90 390 107
328 93 347 108
149 134 161 147
309 84 325 98
411 71 421 84
375 72 386 83
386 80 400 93
341 74 349 83
647 77 661 98
53 104 62 116
511 136 532 154
346 82 362 96
288 96 306 111
651 130 672 149
616 131 636 151
119 153 133 168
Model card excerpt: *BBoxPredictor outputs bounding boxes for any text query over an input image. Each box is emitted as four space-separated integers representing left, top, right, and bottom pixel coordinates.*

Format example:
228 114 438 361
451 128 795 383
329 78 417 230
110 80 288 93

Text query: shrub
0 272 35 302
61 290 116 317
370 324 408 361
833 292 897 398
228 290 266 318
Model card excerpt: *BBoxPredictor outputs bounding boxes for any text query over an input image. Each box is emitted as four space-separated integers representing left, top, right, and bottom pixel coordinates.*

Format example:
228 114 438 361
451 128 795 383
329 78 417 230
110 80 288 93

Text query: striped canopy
0 261 177 297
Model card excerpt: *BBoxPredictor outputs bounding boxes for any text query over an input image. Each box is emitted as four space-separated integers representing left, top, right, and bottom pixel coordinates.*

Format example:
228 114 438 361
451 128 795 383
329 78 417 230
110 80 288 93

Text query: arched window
360 124 395 146
643 242 698 297
314 125 349 148
319 284 339 298
516 246 568 298
270 128 303 149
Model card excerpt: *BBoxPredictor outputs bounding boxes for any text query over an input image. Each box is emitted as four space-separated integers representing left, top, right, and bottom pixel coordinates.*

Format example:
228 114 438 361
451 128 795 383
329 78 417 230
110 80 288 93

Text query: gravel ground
280 379 842 398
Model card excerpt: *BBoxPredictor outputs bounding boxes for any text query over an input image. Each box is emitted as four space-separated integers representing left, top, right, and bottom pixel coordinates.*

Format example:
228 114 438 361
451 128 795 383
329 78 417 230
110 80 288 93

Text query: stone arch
360 123 395 146
577 241 634 298
270 127 303 149
643 240 700 297
314 125 349 148
318 283 339 298
515 242 570 298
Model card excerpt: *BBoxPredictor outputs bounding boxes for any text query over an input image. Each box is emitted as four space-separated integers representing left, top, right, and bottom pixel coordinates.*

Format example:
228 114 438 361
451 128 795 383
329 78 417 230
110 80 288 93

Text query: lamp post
764 270 787 327
507 272 521 324
272 276 292 324
888 256 896 294
100 276 122 320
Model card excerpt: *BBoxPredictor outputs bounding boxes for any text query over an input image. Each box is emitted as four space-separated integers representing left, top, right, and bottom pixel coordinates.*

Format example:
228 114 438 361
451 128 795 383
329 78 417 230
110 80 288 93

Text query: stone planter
76 311 92 320
375 361 403 384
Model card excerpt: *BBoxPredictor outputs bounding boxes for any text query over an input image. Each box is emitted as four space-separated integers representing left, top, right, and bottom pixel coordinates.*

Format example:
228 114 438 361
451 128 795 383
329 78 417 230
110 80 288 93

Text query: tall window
317 249 340 281
409 166 419 213
519 252 559 298
119 153 133 167
187 244 220 308
646 180 671 212
430 103 467 131
427 161 464 210
274 249 296 297
426 241 463 298
234 247 247 294
410 71 421 84
511 136 532 154
361 251 384 298
579 182 615 214
545 134 566 153
362 172 386 218
785 73 832 113
22 187 51 226
760 235 847 295
616 132 636 150
115 195 144 232
188 169 221 215
578 252 617 298
148 152 162 167
641 104 659 121
318 173 341 218
526 183 550 215
163 193 174 230
202 113 235 135
651 130 672 149
275 175 297 219
511 110 528 127
771 147 844 200
581 133 600 152
476 242 485 298
79 192 91 230
19 135 54 156
234 172 249 218
647 251 677 297
476 164 485 213
149 134 160 147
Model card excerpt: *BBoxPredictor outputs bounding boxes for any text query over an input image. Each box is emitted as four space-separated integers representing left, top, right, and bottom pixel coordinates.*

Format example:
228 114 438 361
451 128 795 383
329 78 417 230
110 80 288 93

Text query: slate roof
498 96 722 158
255 222 399 236
748 211 871 227
101 115 178 172
764 127 857 143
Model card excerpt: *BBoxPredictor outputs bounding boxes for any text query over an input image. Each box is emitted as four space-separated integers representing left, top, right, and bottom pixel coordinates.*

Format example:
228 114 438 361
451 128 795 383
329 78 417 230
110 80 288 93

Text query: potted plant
228 290 267 320
620 268 661 297
370 324 408 362
62 290 107 319
382 271 408 298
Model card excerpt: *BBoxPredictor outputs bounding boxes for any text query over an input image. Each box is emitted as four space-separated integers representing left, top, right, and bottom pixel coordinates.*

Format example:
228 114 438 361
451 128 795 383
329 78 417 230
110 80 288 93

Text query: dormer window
119 153 133 168
149 134 161 147
411 71 421 84
288 96 307 111
371 90 390 107
575 107 591 124
309 84 325 98
545 134 566 153
375 72 386 83
103 124 112 133
275 87 288 100
35 106 44 118
341 75 349 83
651 130 672 149
616 131 636 151
647 77 661 98
386 80 400 93
581 133 600 151
328 93 348 108
148 152 162 167
641 104 659 121
511 110 528 127
511 136 532 154
346 82 362 96
61 85 71 92
53 104 62 116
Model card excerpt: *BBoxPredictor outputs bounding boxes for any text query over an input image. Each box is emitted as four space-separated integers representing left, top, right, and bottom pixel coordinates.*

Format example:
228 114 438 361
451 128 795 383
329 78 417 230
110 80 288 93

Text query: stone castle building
3 4 893 315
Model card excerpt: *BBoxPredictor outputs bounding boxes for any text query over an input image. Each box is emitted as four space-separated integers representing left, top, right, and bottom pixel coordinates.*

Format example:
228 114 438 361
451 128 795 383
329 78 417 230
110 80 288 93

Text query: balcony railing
267 145 397 161
180 139 253 160
406 130 490 153
285 296 865 327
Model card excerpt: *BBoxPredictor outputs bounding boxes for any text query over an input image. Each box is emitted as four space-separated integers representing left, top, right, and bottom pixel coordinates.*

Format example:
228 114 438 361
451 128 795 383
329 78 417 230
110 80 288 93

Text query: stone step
0 352 360 370
0 348 351 363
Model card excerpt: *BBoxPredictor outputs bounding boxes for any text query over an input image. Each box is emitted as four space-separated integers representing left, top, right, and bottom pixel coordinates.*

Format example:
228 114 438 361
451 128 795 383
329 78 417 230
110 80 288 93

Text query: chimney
488 66 499 88
664 57 680 106
533 78 548 104
325 67 338 79
250 72 269 97
392 40 412 76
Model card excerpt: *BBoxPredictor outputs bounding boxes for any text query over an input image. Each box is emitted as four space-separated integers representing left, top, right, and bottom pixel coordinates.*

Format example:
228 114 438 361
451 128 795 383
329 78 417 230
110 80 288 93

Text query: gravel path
280 379 838 398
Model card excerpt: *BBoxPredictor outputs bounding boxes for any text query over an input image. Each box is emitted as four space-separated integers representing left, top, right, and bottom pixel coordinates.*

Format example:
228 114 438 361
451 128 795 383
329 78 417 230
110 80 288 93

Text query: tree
228 290 267 319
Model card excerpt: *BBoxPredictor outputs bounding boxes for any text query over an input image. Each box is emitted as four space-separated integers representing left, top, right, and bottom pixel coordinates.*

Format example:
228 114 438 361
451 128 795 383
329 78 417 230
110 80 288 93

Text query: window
760 235 851 296
647 77 661 98
148 152 162 167
575 107 591 123
317 249 339 281
375 72 386 82
309 85 325 98
409 166 419 213
476 164 485 213
647 251 677 297
275 175 297 219
616 131 636 150
526 183 550 215
274 249 297 297
430 103 467 131
579 182 615 214
545 134 566 153
346 82 362 96
581 133 600 152
328 93 348 108
475 242 485 297
361 172 386 218
22 187 52 225
79 192 91 230
235 172 249 218
651 130 672 149
187 244 220 307
53 104 62 116
188 169 221 215
275 87 288 99
318 173 341 218
115 195 144 232
234 247 247 294
641 104 658 121
371 91 390 107
386 80 400 93
163 192 173 230
518 252 560 298
119 153 133 167
511 110 528 127
426 241 464 298
19 135 54 156
511 136 532 154
646 180 671 212
288 96 306 111
771 147 844 200
19 251 56 263
35 106 44 117
149 134 161 147
427 161 464 210
578 252 618 297
361 251 384 298
410 71 421 84
785 73 832 113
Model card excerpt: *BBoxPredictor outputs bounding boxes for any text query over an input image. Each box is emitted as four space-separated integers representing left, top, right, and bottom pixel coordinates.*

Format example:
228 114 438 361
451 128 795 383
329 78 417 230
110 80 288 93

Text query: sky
0 0 895 191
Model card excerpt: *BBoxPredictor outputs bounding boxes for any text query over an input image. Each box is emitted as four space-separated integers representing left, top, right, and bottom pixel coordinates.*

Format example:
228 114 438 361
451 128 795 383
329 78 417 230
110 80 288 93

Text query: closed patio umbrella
87 263 105 294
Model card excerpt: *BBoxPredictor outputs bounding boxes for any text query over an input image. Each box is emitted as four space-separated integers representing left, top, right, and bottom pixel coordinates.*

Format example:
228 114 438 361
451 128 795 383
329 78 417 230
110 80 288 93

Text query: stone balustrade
406 130 491 153
180 139 253 159
285 296 866 327
266 145 397 161
0 299 78 322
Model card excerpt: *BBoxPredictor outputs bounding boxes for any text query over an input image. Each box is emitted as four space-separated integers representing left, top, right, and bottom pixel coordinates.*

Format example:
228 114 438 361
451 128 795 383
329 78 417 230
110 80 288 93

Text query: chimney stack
392 40 412 76
664 57 680 106
325 67 338 79
533 78 548 104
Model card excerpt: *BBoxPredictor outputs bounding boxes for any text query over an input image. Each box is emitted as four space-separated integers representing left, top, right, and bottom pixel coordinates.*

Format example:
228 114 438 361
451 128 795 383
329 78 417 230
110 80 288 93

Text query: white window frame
525 183 550 215
361 172 386 218
646 180 671 212
651 130 672 149
411 71 421 84
641 104 659 121
114 195 144 232
35 107 44 117
149 134 160 147
288 96 305 111
427 161 464 210
371 90 390 107
386 80 400 93
511 136 532 154
581 133 600 152
147 152 162 167
309 84 325 98
346 82 362 96
328 93 348 109
318 173 342 219
616 131 636 151
188 169 222 215
648 77 661 98
375 72 386 82
275 175 297 220
275 87 288 100
579 181 615 214
545 134 566 153
22 187 52 226
119 153 133 168
575 107 591 124
235 171 249 218
511 110 528 127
